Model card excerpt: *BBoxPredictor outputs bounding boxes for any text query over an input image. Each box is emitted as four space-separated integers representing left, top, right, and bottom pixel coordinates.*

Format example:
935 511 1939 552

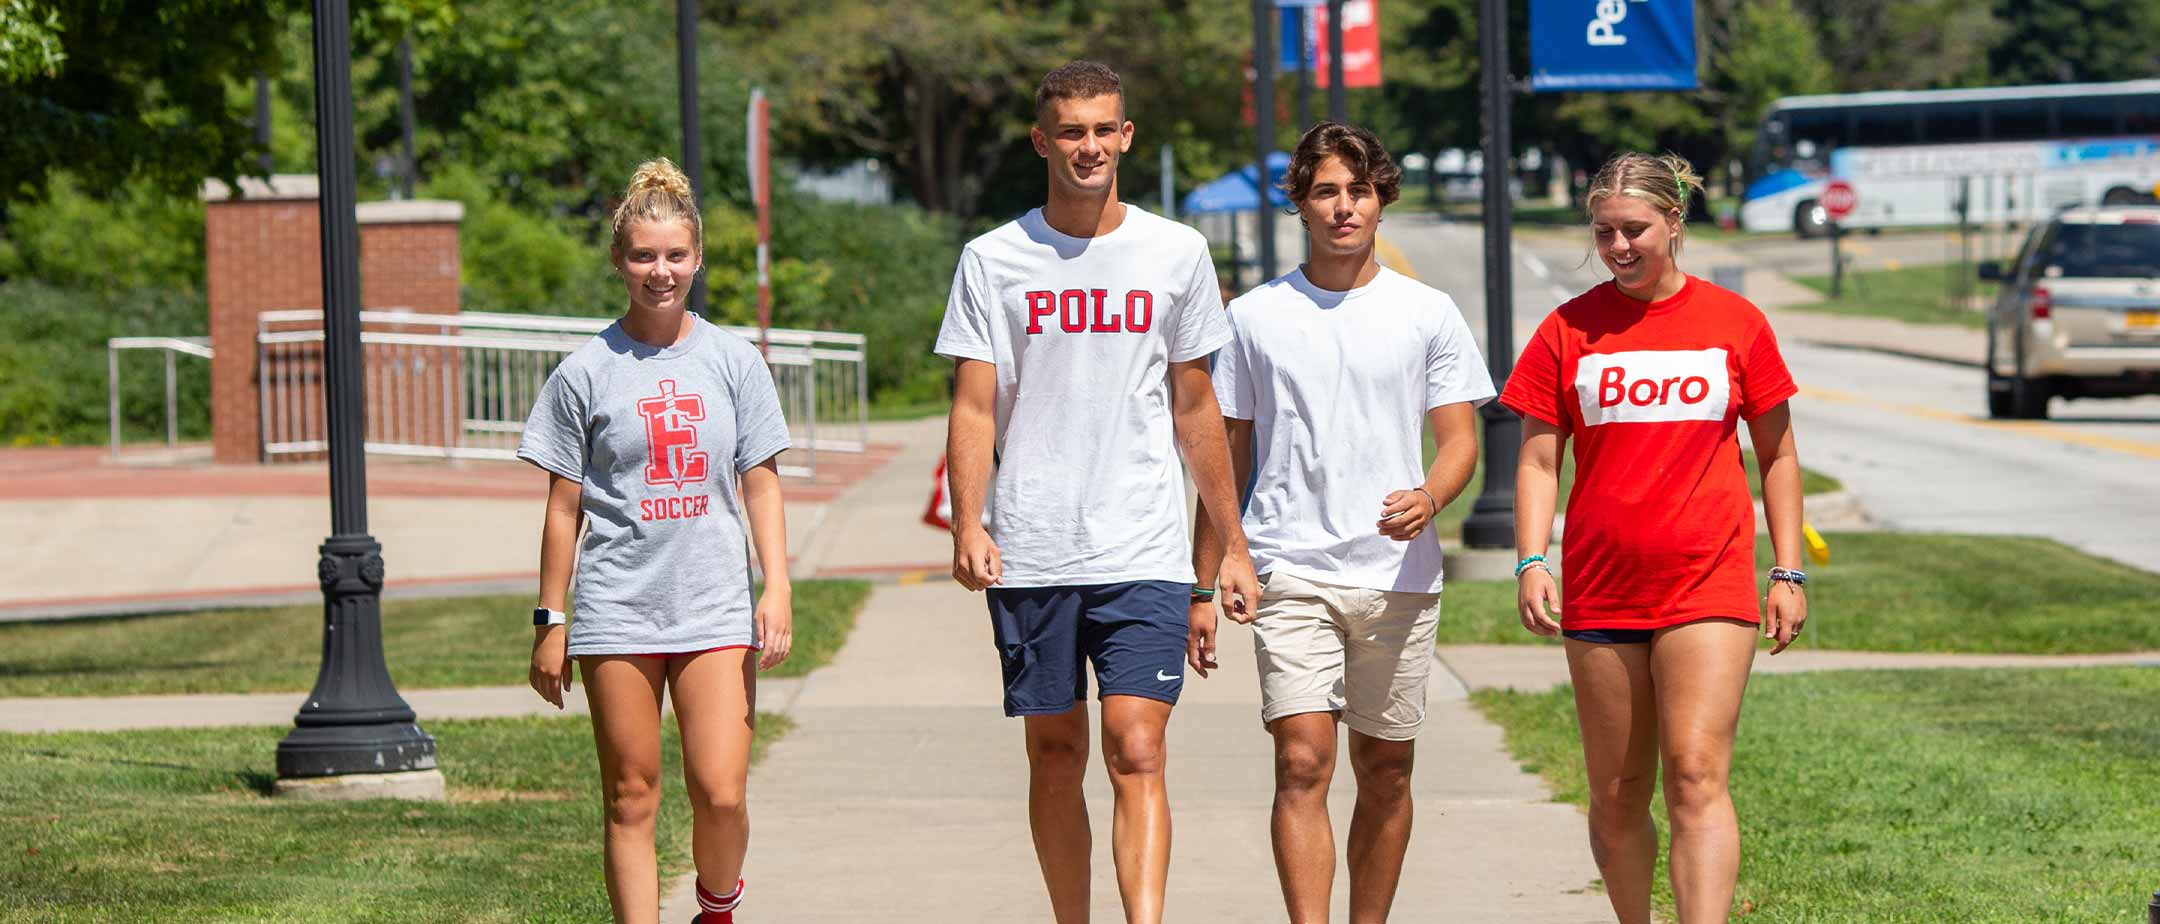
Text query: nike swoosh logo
1157 670 1178 682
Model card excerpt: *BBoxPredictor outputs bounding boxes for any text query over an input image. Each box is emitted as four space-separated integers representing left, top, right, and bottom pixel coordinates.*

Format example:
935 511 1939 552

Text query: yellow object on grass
1804 523 1830 566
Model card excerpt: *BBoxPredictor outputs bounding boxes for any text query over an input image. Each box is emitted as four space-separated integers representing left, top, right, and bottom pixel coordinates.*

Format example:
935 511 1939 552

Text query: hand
1765 581 1807 655
1186 600 1220 678
952 525 1003 591
1516 567 1562 637
1216 552 1261 625
1377 488 1436 541
529 625 571 708
755 583 794 670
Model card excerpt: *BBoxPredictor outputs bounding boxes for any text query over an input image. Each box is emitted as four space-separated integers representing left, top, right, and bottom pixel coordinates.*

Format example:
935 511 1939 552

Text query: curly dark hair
1280 121 1402 209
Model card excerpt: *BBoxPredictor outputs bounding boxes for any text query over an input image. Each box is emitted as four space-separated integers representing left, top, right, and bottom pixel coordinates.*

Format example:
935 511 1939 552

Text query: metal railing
254 309 867 478
106 337 214 457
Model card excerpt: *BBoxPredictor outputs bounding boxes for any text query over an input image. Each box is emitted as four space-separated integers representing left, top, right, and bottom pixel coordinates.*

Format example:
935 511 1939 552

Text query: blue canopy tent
1180 152 1290 290
1180 151 1292 214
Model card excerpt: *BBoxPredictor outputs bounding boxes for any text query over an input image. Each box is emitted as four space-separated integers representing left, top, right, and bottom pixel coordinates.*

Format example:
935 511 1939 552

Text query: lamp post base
272 767 445 802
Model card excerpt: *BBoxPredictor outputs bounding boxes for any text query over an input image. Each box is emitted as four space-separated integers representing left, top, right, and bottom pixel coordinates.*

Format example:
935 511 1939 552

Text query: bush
0 280 210 446
420 164 619 316
766 194 961 406
0 174 204 294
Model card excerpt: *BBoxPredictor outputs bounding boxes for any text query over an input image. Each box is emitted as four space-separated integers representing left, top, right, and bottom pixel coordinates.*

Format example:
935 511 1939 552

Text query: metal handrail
107 337 214 457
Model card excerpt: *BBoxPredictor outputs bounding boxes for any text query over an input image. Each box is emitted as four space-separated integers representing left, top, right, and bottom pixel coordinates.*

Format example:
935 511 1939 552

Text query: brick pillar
203 177 463 464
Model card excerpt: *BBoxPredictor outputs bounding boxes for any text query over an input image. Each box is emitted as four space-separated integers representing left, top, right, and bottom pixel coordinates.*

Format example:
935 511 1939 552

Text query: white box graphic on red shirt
1573 348 1732 426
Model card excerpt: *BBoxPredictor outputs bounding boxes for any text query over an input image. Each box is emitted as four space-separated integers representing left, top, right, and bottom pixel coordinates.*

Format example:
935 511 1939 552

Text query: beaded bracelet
1768 566 1808 587
1514 555 1550 578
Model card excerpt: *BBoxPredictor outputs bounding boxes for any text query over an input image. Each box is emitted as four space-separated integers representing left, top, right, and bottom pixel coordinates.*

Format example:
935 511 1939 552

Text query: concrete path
659 581 1612 923
1436 644 2160 695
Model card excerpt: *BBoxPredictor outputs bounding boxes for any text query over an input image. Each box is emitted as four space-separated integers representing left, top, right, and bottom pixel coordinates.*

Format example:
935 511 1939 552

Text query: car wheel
1986 375 2015 419
2011 376 2052 419
1793 200 1828 239
2102 186 2144 206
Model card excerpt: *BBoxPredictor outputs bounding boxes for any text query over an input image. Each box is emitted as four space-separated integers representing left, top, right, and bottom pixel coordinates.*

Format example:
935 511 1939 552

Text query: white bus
1740 81 2160 237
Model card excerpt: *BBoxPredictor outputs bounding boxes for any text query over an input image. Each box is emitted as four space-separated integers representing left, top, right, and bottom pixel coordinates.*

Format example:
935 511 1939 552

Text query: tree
1988 0 2160 84
1794 0 2000 91
1 1 296 205
712 0 1251 220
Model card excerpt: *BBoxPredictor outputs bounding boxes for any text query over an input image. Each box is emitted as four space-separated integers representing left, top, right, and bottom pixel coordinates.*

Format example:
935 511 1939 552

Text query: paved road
1382 216 2160 574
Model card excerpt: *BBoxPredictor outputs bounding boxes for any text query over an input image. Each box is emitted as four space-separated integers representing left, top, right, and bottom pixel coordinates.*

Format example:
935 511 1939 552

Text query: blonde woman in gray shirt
520 158 793 924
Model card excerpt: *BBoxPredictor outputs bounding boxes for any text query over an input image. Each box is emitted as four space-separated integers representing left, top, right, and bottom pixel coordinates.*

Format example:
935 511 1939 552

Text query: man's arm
1378 402 1480 540
1170 358 1259 621
946 358 1002 590
1190 416 1254 589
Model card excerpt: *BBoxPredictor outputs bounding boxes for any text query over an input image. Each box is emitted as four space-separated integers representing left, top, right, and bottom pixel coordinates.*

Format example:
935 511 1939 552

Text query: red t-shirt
1499 276 1797 630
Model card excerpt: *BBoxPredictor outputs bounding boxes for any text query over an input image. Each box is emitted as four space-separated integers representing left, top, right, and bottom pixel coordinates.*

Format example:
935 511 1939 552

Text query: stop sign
1821 180 1858 221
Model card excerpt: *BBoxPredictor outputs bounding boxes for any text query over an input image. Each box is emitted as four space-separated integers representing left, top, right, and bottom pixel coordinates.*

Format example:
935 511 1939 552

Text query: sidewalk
0 438 904 621
658 581 1613 923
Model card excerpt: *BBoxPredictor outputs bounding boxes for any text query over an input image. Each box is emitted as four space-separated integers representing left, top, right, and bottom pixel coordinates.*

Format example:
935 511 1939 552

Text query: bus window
1991 99 2052 141
1920 102 1986 145
2058 97 2123 137
1852 106 1919 146
1786 109 1841 166
2123 94 2160 135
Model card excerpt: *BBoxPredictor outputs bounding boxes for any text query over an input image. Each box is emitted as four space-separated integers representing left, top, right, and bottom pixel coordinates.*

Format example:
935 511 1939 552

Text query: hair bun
628 157 693 199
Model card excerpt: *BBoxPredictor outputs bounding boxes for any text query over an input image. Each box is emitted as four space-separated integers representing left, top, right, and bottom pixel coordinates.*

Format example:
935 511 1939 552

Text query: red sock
695 878 744 923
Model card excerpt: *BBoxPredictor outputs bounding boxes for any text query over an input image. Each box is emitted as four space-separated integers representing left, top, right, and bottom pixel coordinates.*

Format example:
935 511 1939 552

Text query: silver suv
1980 207 2160 418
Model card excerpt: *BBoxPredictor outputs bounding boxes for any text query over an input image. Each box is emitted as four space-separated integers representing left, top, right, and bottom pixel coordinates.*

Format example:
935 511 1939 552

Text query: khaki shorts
1251 571 1443 741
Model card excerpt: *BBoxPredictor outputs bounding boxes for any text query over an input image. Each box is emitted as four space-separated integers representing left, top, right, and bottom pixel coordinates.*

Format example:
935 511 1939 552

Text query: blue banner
1529 0 1697 92
1279 6 1312 73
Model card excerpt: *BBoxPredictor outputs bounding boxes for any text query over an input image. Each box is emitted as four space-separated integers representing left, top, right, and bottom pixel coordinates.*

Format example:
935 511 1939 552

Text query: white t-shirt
934 205 1231 587
1214 266 1495 594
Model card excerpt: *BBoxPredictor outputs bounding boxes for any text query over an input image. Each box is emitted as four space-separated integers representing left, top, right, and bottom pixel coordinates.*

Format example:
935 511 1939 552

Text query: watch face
532 607 552 626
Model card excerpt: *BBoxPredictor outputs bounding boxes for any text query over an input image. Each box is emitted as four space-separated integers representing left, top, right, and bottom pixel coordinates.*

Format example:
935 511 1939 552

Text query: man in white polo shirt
1191 121 1493 923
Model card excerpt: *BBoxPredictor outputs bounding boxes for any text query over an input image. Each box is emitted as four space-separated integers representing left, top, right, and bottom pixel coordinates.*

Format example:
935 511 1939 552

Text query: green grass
0 581 872 697
1424 432 1843 544
1790 264 1994 329
1435 532 2160 653
0 713 789 922
1473 667 2160 923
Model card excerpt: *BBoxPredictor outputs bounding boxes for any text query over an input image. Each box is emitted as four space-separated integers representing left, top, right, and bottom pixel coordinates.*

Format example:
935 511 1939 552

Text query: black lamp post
1460 0 1520 550
275 0 437 783
678 0 707 317
1251 0 1277 282
1326 0 1346 123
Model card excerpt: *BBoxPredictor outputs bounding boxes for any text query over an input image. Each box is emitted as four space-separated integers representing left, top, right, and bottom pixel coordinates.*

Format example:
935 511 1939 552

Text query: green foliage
0 174 204 292
762 196 963 404
0 0 67 84
0 280 209 446
0 714 787 922
1794 0 2002 91
1791 265 1994 329
418 163 616 315
1987 0 2160 85
0 0 292 205
716 0 1252 220
1475 667 2160 922
0 580 871 696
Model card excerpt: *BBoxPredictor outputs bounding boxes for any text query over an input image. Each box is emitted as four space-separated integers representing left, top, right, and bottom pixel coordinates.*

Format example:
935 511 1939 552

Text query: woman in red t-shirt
1499 153 1809 924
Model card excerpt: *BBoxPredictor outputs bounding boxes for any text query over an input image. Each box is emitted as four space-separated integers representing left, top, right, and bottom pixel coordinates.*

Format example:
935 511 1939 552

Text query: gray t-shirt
518 317 790 656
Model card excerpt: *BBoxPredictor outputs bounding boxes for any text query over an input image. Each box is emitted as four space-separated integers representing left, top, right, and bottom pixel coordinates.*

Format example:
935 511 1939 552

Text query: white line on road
1520 251 1551 279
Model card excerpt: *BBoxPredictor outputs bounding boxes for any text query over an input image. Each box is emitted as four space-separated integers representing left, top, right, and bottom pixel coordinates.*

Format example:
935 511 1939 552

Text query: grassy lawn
1435 532 2160 653
1473 667 2160 923
1426 441 1843 544
0 580 872 698
0 713 788 922
1790 264 1993 329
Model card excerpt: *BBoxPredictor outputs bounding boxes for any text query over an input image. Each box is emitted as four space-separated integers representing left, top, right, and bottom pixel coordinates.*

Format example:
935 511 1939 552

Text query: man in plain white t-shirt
934 60 1260 924
1192 122 1494 923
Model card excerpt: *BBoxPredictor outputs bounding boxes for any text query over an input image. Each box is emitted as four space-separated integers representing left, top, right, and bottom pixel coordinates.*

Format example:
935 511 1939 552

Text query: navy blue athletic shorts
986 580 1191 717
1562 627 1656 644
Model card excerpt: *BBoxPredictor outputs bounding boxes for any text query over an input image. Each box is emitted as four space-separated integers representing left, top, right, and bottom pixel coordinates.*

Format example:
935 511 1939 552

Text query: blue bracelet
1769 566 1808 587
1514 555 1549 578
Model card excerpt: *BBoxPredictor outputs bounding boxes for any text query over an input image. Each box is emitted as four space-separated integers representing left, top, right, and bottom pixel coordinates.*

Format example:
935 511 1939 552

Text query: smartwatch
532 607 567 627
